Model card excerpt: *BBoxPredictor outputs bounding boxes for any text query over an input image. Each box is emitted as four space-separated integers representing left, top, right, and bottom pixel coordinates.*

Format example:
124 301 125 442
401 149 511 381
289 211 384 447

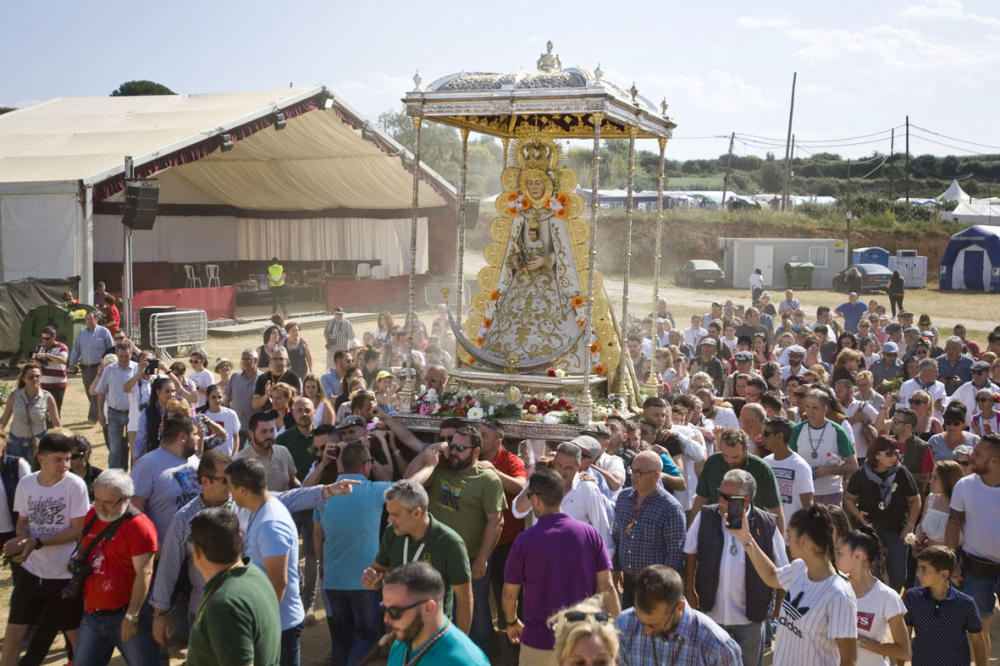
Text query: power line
909 123 1000 151
908 131 996 156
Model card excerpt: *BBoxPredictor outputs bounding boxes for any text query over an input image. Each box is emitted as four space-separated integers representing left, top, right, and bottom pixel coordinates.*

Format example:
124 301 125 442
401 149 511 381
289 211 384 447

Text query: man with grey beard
73 469 160 665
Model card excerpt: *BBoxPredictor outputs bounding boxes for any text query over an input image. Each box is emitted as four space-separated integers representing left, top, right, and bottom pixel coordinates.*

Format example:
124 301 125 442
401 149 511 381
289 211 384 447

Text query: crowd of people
1 286 999 666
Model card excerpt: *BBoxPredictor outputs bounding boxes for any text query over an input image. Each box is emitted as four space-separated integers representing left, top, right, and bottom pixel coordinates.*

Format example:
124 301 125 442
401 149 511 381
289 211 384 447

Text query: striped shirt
616 605 742 666
34 342 68 389
612 486 686 574
150 485 326 613
903 584 982 666
772 559 857 666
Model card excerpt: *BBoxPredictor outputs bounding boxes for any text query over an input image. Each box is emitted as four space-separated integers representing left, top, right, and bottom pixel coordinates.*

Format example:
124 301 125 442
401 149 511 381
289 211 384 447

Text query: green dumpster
19 303 99 362
784 262 815 290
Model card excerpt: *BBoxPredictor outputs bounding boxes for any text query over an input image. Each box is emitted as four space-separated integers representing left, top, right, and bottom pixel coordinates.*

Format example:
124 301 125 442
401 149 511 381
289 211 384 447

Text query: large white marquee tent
0 86 456 302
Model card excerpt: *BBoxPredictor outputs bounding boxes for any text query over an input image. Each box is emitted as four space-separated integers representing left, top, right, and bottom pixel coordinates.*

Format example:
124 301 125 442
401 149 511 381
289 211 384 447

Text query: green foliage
110 80 174 96
760 161 784 192
0 107 15 115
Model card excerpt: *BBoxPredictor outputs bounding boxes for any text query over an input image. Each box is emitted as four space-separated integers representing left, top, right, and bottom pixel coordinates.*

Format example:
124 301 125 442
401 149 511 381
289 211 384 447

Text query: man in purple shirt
502 468 620 665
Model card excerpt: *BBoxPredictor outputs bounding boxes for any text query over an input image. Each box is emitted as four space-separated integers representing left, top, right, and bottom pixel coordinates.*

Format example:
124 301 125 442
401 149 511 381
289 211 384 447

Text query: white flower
467 406 485 421
554 368 566 378
424 388 438 401
543 412 562 424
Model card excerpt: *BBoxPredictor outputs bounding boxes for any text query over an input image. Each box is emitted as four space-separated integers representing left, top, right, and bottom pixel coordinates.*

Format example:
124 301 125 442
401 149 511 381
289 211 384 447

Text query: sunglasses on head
562 610 611 624
379 599 427 620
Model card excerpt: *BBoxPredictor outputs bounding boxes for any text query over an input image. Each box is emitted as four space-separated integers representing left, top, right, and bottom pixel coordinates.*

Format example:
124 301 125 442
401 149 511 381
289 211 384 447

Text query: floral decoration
571 295 585 308
593 364 607 375
489 290 500 301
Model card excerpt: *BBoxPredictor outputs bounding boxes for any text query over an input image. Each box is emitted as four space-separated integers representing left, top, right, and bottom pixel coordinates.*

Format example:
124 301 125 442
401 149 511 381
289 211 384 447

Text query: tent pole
455 128 470 327
122 157 134 338
580 112 602 424
645 136 667 397
400 114 422 409
81 184 94 306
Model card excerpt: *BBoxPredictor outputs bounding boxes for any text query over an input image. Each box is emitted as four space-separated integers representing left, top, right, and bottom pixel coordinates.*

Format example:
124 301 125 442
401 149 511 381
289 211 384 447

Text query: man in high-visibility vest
268 257 287 315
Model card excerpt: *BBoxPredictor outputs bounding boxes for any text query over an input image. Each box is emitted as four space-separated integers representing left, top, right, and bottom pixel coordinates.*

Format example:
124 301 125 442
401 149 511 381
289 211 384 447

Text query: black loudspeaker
122 181 160 230
463 197 480 229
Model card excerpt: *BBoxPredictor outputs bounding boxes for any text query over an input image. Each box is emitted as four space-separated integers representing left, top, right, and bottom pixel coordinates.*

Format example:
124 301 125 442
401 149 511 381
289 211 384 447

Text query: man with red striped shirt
32 326 68 414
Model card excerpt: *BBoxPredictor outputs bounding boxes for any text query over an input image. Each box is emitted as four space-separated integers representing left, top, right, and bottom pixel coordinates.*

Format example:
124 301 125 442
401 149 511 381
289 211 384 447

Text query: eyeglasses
958 459 972 467
189 359 202 365
93 496 127 508
719 493 747 502
202 475 228 485
977 397 995 403
448 442 474 453
562 610 611 624
909 399 927 405
379 599 428 620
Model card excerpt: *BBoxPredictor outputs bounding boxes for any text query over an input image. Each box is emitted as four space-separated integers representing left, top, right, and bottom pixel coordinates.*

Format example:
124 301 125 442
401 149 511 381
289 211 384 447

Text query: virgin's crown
516 137 559 171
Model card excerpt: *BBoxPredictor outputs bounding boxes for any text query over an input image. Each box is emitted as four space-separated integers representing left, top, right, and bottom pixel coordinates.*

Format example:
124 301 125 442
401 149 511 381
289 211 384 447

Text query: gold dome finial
537 41 561 73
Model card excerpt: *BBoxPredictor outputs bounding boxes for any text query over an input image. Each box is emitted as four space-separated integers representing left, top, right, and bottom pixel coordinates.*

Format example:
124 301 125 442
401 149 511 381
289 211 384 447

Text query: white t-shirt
855 579 906 666
764 451 815 531
203 407 241 456
792 421 853 496
842 400 879 459
683 510 788 625
773 559 857 666
671 424 707 510
13 472 90 579
0 457 32 533
595 452 626 502
950 474 1000 560
897 378 947 420
189 369 216 409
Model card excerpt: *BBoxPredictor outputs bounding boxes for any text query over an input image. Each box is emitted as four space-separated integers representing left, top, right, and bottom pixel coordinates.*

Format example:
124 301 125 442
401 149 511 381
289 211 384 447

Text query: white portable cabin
887 250 927 288
719 237 848 289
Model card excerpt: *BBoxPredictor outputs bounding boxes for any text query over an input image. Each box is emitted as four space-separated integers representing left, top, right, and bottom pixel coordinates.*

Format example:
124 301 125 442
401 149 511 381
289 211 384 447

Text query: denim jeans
74 609 160 666
961 567 1000 617
878 529 907 591
5 433 41 465
294 511 318 611
470 557 494 651
106 408 129 469
721 621 765 666
323 589 380 666
280 622 304 666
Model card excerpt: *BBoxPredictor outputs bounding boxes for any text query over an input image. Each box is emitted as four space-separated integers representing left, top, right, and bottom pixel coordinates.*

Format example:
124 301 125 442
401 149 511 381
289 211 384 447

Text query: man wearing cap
723 351 756 397
323 307 354 372
871 342 904 389
950 361 1000 426
573 435 616 505
938 336 976 397
582 423 626 501
780 345 807 381
901 326 923 362
693 339 726 393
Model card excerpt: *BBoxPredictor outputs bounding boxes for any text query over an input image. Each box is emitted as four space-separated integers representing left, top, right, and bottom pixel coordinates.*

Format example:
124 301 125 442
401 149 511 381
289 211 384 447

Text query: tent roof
938 179 969 202
0 87 453 210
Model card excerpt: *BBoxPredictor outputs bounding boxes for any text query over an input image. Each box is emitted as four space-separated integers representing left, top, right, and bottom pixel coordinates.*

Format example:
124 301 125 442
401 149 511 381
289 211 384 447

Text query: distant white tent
941 198 1000 225
938 179 970 203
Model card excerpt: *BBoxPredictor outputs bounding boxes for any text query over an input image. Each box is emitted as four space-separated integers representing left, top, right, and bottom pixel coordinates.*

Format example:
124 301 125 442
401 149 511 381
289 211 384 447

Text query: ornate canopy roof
402 42 676 140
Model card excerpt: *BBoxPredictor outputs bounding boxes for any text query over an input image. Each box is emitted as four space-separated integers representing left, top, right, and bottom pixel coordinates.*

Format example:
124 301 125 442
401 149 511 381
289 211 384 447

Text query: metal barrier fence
149 309 207 360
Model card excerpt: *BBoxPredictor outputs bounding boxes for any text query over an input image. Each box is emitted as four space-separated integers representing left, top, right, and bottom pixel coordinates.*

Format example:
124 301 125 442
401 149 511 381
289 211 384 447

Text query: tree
760 161 784 192
941 155 959 178
110 80 175 96
0 107 14 115
377 107 461 186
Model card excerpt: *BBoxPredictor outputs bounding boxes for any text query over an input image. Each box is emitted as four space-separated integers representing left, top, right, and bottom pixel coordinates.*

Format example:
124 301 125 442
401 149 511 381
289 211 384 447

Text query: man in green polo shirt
690 427 785 533
187 507 281 666
362 479 473 634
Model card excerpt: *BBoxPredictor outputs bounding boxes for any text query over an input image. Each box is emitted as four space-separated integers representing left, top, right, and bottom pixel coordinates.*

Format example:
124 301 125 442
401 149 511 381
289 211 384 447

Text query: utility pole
781 72 797 211
721 131 735 210
905 115 910 204
888 128 895 199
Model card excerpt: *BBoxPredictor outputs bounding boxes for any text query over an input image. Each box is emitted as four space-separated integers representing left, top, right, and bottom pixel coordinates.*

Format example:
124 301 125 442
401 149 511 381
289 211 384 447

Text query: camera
61 558 93 600
144 359 159 375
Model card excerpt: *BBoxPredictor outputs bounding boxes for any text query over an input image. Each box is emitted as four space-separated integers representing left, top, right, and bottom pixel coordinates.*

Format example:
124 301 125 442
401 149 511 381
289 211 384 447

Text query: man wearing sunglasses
950 361 1000 427
405 425 506 650
383 562 488 665
898 359 947 421
31 326 68 414
889 407 934 490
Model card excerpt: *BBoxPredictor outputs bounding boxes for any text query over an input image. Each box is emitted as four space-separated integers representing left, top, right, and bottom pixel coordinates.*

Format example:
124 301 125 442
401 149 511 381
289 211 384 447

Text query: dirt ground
2 267 1000 664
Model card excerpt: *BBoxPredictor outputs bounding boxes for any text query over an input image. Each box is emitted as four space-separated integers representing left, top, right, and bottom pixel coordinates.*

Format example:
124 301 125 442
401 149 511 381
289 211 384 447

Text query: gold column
400 115 422 409
580 112 603 423
455 128 470 328
617 123 637 396
646 137 667 396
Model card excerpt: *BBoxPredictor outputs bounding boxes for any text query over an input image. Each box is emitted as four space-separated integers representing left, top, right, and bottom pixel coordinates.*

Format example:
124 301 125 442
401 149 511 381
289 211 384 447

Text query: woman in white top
971 388 1000 436
911 459 963 550
729 504 858 666
836 526 910 666
301 374 334 427
196 384 240 456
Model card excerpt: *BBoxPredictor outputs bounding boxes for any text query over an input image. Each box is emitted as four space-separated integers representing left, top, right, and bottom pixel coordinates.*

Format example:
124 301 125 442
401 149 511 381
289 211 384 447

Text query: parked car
832 263 893 293
674 260 725 287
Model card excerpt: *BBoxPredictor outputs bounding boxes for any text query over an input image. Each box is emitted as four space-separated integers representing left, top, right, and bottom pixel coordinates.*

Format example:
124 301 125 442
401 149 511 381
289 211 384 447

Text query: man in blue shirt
834 291 868 334
616 565 742 666
95 342 137 469
314 441 393 665
384 562 489 666
68 310 113 422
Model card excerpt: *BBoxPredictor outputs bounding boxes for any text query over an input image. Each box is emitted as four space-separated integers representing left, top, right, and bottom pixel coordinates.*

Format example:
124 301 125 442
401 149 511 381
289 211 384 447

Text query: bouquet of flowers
411 389 479 417
522 394 574 415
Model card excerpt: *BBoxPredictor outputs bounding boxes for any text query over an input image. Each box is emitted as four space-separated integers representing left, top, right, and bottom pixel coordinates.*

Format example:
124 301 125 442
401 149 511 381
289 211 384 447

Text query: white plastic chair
205 264 221 287
184 265 203 288
356 263 371 279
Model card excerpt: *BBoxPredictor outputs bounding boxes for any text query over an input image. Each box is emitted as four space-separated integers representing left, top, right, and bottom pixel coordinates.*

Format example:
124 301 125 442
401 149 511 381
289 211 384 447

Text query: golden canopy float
397 42 676 428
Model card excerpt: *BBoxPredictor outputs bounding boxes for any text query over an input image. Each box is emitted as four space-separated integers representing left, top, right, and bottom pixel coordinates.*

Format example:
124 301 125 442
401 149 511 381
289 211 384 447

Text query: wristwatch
125 612 140 623
33 538 43 551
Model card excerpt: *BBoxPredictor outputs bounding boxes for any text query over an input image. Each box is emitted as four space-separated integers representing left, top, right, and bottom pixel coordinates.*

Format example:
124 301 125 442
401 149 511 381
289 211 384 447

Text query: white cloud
782 24 997 69
899 0 1000 26
737 16 795 29
609 68 777 115
333 72 416 116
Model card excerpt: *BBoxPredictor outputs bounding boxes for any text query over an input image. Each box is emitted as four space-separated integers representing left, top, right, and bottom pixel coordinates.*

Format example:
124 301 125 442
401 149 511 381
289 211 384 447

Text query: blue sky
4 0 999 161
